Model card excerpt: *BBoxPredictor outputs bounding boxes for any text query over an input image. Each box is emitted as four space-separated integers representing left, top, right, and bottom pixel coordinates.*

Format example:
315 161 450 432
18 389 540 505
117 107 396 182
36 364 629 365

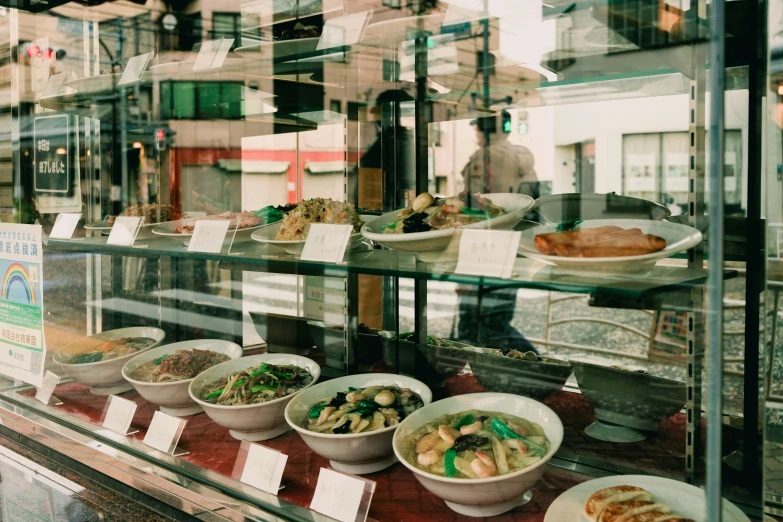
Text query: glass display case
0 0 771 519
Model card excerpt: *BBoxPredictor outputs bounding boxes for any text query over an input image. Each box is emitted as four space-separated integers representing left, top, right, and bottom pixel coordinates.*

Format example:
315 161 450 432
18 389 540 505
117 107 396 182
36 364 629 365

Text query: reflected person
456 111 539 354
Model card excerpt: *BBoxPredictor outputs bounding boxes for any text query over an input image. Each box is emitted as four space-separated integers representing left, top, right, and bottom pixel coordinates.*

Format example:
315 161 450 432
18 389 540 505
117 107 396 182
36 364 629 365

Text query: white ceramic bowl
189 353 320 441
54 327 166 395
393 392 564 517
122 339 244 416
285 374 432 475
251 216 368 255
517 218 702 273
361 193 535 262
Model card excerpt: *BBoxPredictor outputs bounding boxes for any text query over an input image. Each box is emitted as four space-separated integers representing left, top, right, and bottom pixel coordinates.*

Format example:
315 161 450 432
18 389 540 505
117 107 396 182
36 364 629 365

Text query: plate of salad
152 205 290 245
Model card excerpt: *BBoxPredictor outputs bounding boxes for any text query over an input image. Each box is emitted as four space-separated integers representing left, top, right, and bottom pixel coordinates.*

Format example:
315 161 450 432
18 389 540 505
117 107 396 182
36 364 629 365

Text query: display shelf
0 369 758 520
3 374 696 522
44 236 736 304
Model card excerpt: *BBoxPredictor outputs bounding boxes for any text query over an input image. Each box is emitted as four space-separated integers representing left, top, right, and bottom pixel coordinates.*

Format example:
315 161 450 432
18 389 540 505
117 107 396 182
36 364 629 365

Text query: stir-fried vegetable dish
130 349 230 383
201 363 313 405
305 385 424 434
403 409 550 478
382 192 506 234
65 337 157 364
275 198 362 240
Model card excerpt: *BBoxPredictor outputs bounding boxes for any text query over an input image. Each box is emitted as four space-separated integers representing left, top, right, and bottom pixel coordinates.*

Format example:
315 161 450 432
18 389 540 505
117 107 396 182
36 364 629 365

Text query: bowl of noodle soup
123 339 243 416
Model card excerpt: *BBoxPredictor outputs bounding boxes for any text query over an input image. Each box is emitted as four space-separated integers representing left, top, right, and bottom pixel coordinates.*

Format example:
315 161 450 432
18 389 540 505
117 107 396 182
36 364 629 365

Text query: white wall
551 90 750 206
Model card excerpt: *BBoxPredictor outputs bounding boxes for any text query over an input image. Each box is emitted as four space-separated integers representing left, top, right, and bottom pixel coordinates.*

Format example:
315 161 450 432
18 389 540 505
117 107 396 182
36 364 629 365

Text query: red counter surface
20 373 690 521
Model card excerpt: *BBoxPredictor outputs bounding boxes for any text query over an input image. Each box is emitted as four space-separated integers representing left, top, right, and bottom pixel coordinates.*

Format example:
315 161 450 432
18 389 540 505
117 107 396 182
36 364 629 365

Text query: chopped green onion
490 418 546 456
444 448 457 477
555 218 583 232
308 404 327 419
153 354 172 365
204 363 274 399
453 413 475 430
460 207 488 218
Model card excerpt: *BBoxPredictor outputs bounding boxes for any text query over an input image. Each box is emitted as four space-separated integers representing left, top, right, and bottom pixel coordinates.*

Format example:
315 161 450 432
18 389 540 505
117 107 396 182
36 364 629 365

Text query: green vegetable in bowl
555 218 583 232
70 352 104 364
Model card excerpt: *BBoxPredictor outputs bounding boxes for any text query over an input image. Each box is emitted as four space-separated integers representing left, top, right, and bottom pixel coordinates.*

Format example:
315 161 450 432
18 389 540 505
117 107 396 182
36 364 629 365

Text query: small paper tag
300 224 353 263
118 52 153 86
188 219 230 253
42 72 68 98
310 468 373 522
238 443 288 494
317 11 371 49
143 411 187 453
455 229 521 279
102 395 137 435
49 213 81 240
107 216 142 246
211 38 234 69
193 39 221 71
34 371 59 405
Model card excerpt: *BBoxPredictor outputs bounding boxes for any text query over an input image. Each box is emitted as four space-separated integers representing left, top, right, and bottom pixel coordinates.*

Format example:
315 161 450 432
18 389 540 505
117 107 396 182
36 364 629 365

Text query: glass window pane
172 82 195 119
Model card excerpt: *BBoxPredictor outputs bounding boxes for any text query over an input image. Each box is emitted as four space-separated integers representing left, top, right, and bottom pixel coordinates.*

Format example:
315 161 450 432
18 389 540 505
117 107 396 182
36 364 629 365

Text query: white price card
143 411 188 455
455 229 521 279
34 371 61 406
300 224 353 263
118 52 153 86
318 11 371 49
212 38 234 69
42 72 68 99
188 219 230 253
235 442 288 494
107 216 142 246
310 468 375 522
193 39 233 71
102 395 138 435
49 213 81 240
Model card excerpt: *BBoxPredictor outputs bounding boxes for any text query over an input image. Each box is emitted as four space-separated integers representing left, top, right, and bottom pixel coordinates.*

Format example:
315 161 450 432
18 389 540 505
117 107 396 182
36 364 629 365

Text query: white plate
251 216 368 255
361 193 535 261
65 72 153 93
152 215 277 246
518 219 702 273
544 475 749 522
122 339 244 416
54 327 166 395
85 212 206 240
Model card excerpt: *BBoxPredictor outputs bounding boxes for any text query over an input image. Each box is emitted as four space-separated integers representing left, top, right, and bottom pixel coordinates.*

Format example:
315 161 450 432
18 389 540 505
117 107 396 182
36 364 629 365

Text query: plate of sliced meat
152 210 279 246
544 475 749 522
517 219 702 272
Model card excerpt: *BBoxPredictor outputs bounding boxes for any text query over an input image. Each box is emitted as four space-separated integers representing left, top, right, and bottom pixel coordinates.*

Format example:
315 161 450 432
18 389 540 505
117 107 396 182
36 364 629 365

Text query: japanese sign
455 229 521 279
0 224 45 387
33 115 69 194
300 224 353 263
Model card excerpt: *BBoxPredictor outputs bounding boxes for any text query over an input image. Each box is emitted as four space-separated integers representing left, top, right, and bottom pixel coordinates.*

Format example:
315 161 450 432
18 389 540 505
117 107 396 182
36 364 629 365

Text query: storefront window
0 0 767 520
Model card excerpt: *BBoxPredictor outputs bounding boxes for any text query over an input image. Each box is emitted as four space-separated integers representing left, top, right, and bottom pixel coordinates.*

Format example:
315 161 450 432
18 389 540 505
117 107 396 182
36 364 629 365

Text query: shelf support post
685 0 708 487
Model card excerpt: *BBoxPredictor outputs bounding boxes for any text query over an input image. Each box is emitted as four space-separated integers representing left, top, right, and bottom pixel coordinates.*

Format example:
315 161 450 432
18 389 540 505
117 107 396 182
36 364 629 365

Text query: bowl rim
464 346 573 368
188 353 321 411
121 339 243 387
285 373 433 440
392 392 564 485
54 327 166 368
569 359 686 386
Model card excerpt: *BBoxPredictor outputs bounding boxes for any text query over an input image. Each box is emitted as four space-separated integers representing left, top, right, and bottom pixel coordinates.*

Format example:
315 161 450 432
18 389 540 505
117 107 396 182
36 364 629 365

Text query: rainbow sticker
2 263 36 305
